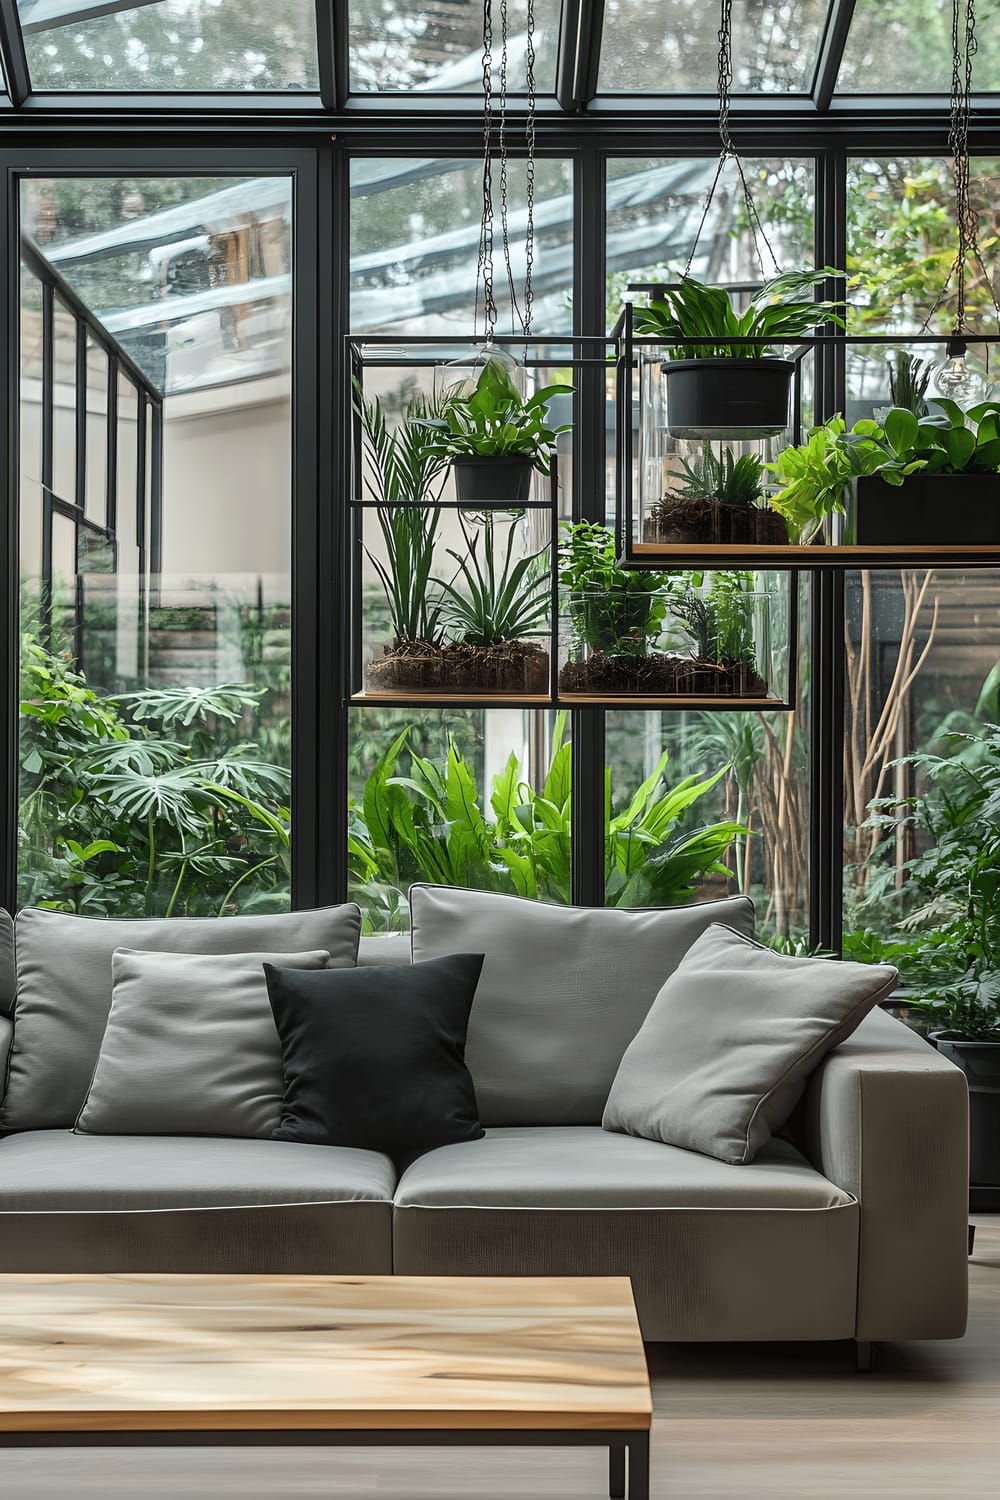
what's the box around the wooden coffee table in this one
[0,1273,652,1498]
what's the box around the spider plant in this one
[439,512,550,645]
[354,382,451,643]
[632,269,845,359]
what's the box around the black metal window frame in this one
[2,124,1000,950]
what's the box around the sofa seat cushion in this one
[392,1127,858,1342]
[0,1131,396,1276]
[0,1129,396,1212]
[394,1126,853,1211]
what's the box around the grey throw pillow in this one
[76,948,332,1138]
[2,903,362,1131]
[603,923,899,1165]
[408,884,755,1126]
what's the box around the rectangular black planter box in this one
[848,472,1000,546]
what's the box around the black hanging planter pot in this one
[451,455,534,506]
[848,472,1000,546]
[933,1036,1000,1204]
[662,357,795,439]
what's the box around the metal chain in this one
[498,0,518,329]
[477,0,497,341]
[923,0,1000,335]
[523,0,536,335]
[683,0,782,281]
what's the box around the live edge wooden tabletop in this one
[0,1274,653,1435]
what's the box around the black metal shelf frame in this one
[613,316,1000,570]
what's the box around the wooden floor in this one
[2,1217,998,1498]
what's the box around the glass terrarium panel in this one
[558,568,791,704]
[19,0,319,91]
[359,505,553,700]
[348,0,560,93]
[631,337,820,552]
[597,0,826,94]
[837,0,1000,94]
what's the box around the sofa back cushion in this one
[0,909,14,1017]
[408,884,755,1126]
[1,904,362,1131]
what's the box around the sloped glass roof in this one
[836,0,1000,94]
[348,0,561,93]
[598,0,827,95]
[0,0,998,105]
[17,0,318,90]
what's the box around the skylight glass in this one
[837,0,1000,93]
[348,0,560,93]
[598,0,827,94]
[19,0,320,91]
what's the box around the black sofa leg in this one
[969,1222,977,1256]
[855,1340,875,1373]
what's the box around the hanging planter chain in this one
[476,0,536,342]
[476,0,497,342]
[922,0,1000,335]
[682,0,783,281]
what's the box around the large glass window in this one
[17,175,294,916]
[842,568,1000,974]
[348,709,571,933]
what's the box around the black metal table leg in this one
[626,1430,650,1499]
[609,1439,626,1497]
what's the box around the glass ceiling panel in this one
[837,0,1000,93]
[348,0,560,93]
[598,0,827,94]
[19,0,319,90]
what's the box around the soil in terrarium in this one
[559,651,768,697]
[644,495,788,545]
[367,638,549,694]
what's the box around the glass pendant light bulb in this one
[933,336,985,403]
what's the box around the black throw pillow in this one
[263,952,485,1157]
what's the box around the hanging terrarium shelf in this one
[614,318,1000,569]
[346,336,798,711]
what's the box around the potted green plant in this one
[422,358,573,505]
[767,399,1000,545]
[647,442,788,545]
[864,723,1000,1194]
[632,269,844,439]
[847,399,1000,545]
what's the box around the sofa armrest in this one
[795,1006,969,1341]
[0,1014,11,1108]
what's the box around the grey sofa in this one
[0,913,970,1349]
